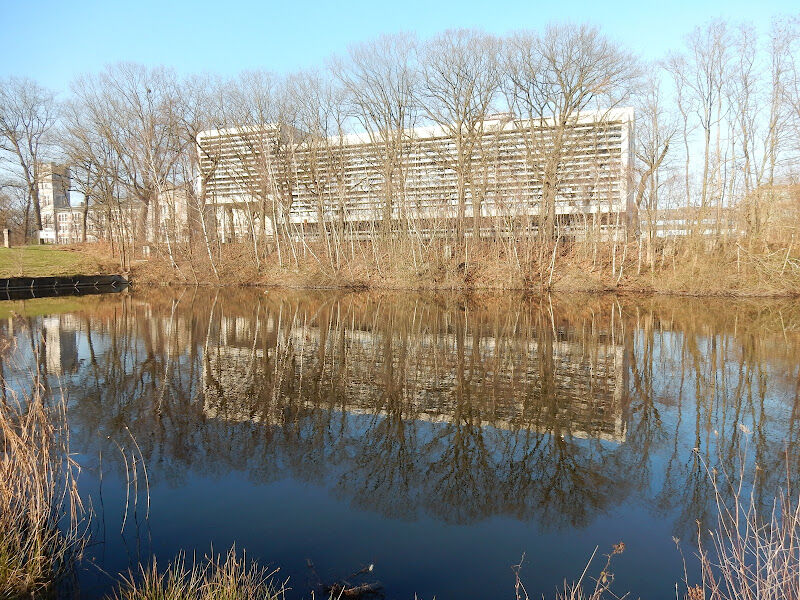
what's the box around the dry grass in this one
[110,547,286,600]
[0,358,87,598]
[129,236,800,296]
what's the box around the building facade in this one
[38,163,86,244]
[37,163,191,245]
[198,108,635,241]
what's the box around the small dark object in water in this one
[307,559,382,598]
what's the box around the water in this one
[1,289,799,599]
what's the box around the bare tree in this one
[666,20,731,229]
[289,69,351,269]
[725,21,793,239]
[219,70,299,270]
[331,33,419,230]
[0,77,58,238]
[61,96,134,266]
[61,99,103,244]
[506,24,639,241]
[634,72,677,267]
[0,179,27,241]
[776,17,800,219]
[174,73,223,281]
[419,29,502,244]
[71,63,189,268]
[786,18,800,153]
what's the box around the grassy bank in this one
[1,237,792,297]
[0,244,121,278]
[129,237,800,297]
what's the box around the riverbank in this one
[130,238,800,297]
[1,239,797,297]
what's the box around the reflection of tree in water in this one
[637,302,800,541]
[424,400,497,523]
[625,313,665,494]
[3,290,800,538]
[339,413,422,521]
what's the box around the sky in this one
[0,0,798,95]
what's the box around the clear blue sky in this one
[0,0,797,94]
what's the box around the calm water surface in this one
[2,289,800,599]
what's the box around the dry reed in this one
[131,235,800,297]
[689,431,800,600]
[513,543,627,600]
[0,356,87,598]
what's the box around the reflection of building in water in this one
[204,345,265,414]
[203,314,266,419]
[203,316,627,443]
[42,315,81,375]
[139,303,194,356]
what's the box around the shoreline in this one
[125,279,800,299]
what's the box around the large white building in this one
[198,108,635,241]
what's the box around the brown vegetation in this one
[0,354,86,598]
[130,236,800,296]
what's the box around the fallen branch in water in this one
[326,581,383,598]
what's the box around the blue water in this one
[1,290,797,599]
